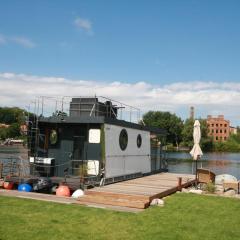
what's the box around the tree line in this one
[0,107,28,140]
[142,111,240,152]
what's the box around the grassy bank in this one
[1,194,240,240]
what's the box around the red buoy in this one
[3,181,14,190]
[56,185,70,197]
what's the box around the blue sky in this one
[0,1,240,125]
[1,0,240,83]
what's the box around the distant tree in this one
[7,123,21,138]
[0,107,31,139]
[0,107,27,124]
[0,128,8,140]
[142,111,183,147]
[230,126,240,143]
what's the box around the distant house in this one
[230,126,237,135]
[20,124,28,135]
[207,115,236,142]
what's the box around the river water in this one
[167,152,240,179]
[0,145,29,177]
[1,146,240,179]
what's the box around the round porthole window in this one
[137,134,142,148]
[50,130,58,145]
[119,129,128,151]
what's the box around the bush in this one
[213,140,240,152]
[203,182,216,193]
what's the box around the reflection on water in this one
[167,152,240,179]
[0,145,29,177]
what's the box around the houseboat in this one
[28,96,167,189]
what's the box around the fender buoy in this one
[72,189,84,198]
[18,183,32,192]
[3,181,14,190]
[56,185,71,197]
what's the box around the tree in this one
[142,111,183,147]
[7,123,21,138]
[0,107,27,124]
[182,118,213,151]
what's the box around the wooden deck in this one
[78,173,195,209]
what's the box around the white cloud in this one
[74,17,93,33]
[0,72,239,125]
[10,36,36,48]
[0,34,36,48]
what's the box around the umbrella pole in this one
[195,157,198,188]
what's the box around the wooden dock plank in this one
[78,173,195,209]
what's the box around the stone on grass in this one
[150,198,164,206]
[215,185,224,194]
[189,189,203,195]
[215,174,237,185]
[181,188,189,193]
[223,189,236,197]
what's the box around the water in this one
[167,152,240,179]
[0,145,29,177]
[1,146,240,179]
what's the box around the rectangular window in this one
[220,124,222,127]
[220,129,222,133]
[224,124,227,127]
[212,124,214,127]
[216,124,218,127]
[216,136,218,140]
[216,130,218,133]
[224,129,227,133]
[89,129,101,143]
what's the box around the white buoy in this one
[72,189,84,198]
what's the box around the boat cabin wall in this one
[33,123,103,177]
[104,124,151,178]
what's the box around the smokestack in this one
[190,106,194,119]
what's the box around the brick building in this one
[207,115,230,142]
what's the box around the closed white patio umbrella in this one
[190,120,203,182]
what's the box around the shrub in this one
[203,182,216,193]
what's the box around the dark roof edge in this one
[38,116,166,135]
[104,118,166,135]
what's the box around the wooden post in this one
[178,177,182,191]
[0,163,3,178]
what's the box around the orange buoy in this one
[56,185,70,197]
[3,181,14,190]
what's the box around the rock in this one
[215,185,224,194]
[150,198,164,206]
[223,189,236,197]
[215,174,237,185]
[189,189,203,195]
[181,188,189,193]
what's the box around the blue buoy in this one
[18,183,32,192]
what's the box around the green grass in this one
[0,193,240,240]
